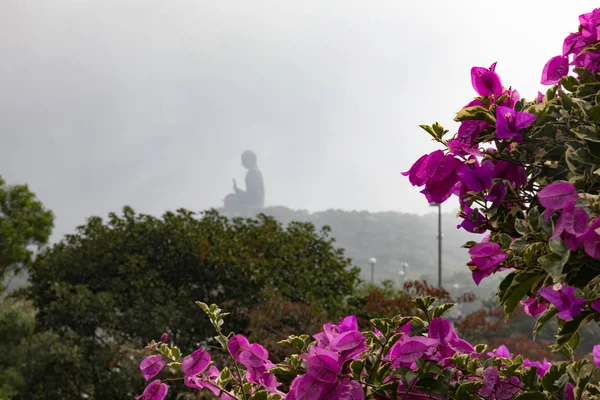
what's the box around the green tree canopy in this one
[0,175,54,281]
[25,207,360,399]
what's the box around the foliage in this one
[24,207,359,399]
[0,175,53,282]
[402,9,600,356]
[137,298,600,400]
[136,8,600,399]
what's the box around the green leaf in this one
[520,366,539,389]
[534,306,558,339]
[497,272,517,303]
[515,219,529,235]
[555,312,594,350]
[495,233,513,250]
[513,393,549,400]
[454,105,496,125]
[548,238,568,256]
[350,360,364,379]
[415,377,448,395]
[248,390,269,400]
[542,363,568,393]
[501,272,543,317]
[538,250,570,281]
[561,75,580,92]
[455,381,481,400]
[474,344,487,354]
[432,303,455,318]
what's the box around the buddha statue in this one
[223,150,265,211]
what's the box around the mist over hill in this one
[225,206,503,305]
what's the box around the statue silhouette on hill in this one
[223,150,265,211]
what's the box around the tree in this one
[25,207,360,399]
[0,175,53,282]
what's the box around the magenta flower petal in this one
[238,344,270,369]
[591,299,600,314]
[539,285,585,321]
[471,64,503,96]
[390,337,438,364]
[496,106,536,142]
[304,349,341,383]
[228,334,250,359]
[136,380,168,400]
[329,330,364,351]
[457,160,495,192]
[337,315,359,332]
[538,182,578,218]
[402,153,430,187]
[563,32,585,56]
[428,318,453,346]
[140,355,166,381]
[541,55,569,85]
[594,345,600,367]
[181,348,211,376]
[160,332,168,343]
[521,296,547,318]
[582,217,600,259]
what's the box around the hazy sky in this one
[0,1,593,240]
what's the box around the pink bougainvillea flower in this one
[471,62,503,97]
[457,205,488,234]
[563,32,585,56]
[582,217,600,259]
[228,334,250,359]
[140,355,166,381]
[591,299,600,314]
[487,345,510,359]
[485,181,508,207]
[160,332,168,343]
[468,242,508,285]
[536,91,545,104]
[579,8,600,42]
[551,204,589,240]
[478,366,499,397]
[387,336,438,367]
[182,348,211,377]
[538,181,579,221]
[447,139,481,157]
[457,119,490,144]
[594,345,600,367]
[541,55,569,85]
[539,284,585,320]
[184,366,221,396]
[402,153,431,187]
[499,88,520,108]
[136,380,168,400]
[523,358,551,377]
[329,330,367,362]
[492,160,527,189]
[302,347,341,383]
[521,296,547,318]
[403,150,464,204]
[457,159,495,192]
[495,106,536,143]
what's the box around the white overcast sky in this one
[0,1,593,239]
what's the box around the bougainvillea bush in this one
[136,9,600,399]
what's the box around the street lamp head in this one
[369,257,377,264]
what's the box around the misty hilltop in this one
[222,206,479,286]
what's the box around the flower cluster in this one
[542,9,600,85]
[138,299,600,400]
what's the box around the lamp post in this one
[430,203,442,288]
[369,257,377,284]
[399,262,408,286]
